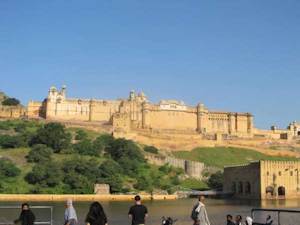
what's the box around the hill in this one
[0,119,198,194]
[173,147,297,168]
[0,119,298,194]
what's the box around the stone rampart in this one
[144,153,218,179]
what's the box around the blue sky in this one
[0,1,299,128]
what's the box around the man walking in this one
[128,195,148,225]
[191,195,210,225]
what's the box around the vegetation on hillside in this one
[173,147,297,168]
[0,120,192,194]
[2,98,20,106]
[2,120,295,194]
[0,92,21,106]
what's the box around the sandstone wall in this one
[260,160,300,199]
[0,106,26,119]
[143,107,197,130]
[223,162,261,199]
[27,101,45,118]
[144,153,214,180]
[44,99,121,122]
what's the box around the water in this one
[1,199,300,225]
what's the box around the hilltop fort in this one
[0,86,299,150]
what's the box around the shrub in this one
[30,122,71,153]
[62,157,100,182]
[25,162,62,187]
[0,134,27,148]
[75,130,88,140]
[207,171,223,190]
[73,139,98,156]
[144,146,159,154]
[105,138,144,162]
[63,172,93,194]
[93,134,114,154]
[0,159,21,177]
[27,144,53,163]
[2,98,20,106]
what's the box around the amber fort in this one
[1,85,300,144]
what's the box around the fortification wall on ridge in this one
[144,153,217,180]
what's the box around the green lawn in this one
[173,147,298,168]
[179,178,208,190]
[0,148,34,193]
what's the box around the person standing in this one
[226,214,235,225]
[128,195,148,225]
[235,215,243,225]
[191,196,210,225]
[85,202,108,225]
[64,199,78,225]
[14,203,36,225]
[245,216,253,225]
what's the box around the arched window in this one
[245,182,251,194]
[238,182,243,194]
[232,182,236,193]
[266,186,274,196]
[278,186,286,196]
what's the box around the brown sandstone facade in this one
[27,86,255,138]
[1,85,299,142]
[223,160,300,199]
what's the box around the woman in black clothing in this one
[85,202,108,225]
[15,203,36,225]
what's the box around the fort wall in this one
[0,105,26,119]
[3,85,299,143]
[144,153,218,180]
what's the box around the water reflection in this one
[1,199,300,225]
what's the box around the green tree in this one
[0,158,21,177]
[134,175,154,192]
[98,159,123,193]
[26,144,53,163]
[144,146,159,154]
[105,138,145,162]
[63,172,93,194]
[93,134,114,154]
[25,162,62,187]
[75,130,88,140]
[207,171,223,190]
[2,98,20,106]
[73,139,98,156]
[30,122,71,153]
[62,157,100,182]
[98,159,122,177]
[0,134,27,148]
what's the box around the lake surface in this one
[1,199,300,225]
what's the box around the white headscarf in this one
[64,199,78,222]
[246,216,253,225]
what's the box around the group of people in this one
[14,195,272,225]
[226,214,253,225]
[15,195,148,225]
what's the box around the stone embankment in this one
[0,194,177,202]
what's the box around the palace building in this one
[223,160,300,199]
[26,86,254,137]
[1,85,299,141]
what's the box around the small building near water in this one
[223,160,300,199]
[94,184,110,195]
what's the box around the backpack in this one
[191,204,200,221]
